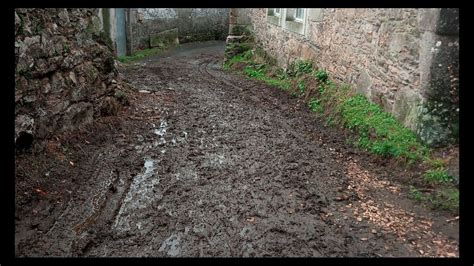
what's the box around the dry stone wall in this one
[15,8,126,143]
[130,8,229,52]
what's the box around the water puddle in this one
[154,120,168,146]
[113,158,159,232]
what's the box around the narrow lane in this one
[15,41,458,257]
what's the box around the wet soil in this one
[15,41,459,257]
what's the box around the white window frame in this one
[295,8,305,22]
[274,8,281,17]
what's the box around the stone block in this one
[149,28,179,48]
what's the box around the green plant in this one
[224,49,253,69]
[286,60,314,78]
[226,47,428,163]
[319,85,326,95]
[308,98,323,113]
[275,68,290,80]
[295,60,313,75]
[338,94,427,161]
[297,80,306,95]
[409,186,429,201]
[433,188,459,212]
[244,63,266,78]
[424,168,453,183]
[118,47,164,63]
[409,185,459,213]
[314,69,329,83]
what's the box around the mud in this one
[15,41,458,257]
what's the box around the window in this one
[295,8,304,21]
[267,8,282,26]
[274,8,281,16]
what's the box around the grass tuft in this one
[118,47,165,63]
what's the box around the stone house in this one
[229,8,459,146]
[98,8,229,56]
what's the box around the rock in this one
[100,96,121,116]
[57,9,70,27]
[149,28,179,48]
[23,95,37,103]
[226,35,244,44]
[61,102,94,131]
[114,89,130,106]
[71,86,88,102]
[15,8,123,139]
[50,72,65,93]
[15,114,35,141]
[15,12,21,33]
[69,71,77,85]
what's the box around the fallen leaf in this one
[246,217,255,222]
[446,216,459,223]
[69,161,74,166]
[35,188,48,196]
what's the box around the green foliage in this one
[244,63,266,78]
[287,60,314,77]
[308,98,323,113]
[226,47,427,162]
[265,78,291,90]
[225,42,253,58]
[224,49,253,69]
[409,186,429,201]
[338,94,426,161]
[409,186,459,213]
[230,25,252,36]
[319,85,326,95]
[424,168,453,183]
[297,80,306,95]
[243,62,291,90]
[314,69,329,83]
[118,47,164,63]
[295,60,313,75]
[226,47,456,212]
[433,188,459,211]
[275,68,290,80]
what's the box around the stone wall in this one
[246,8,459,146]
[129,8,229,52]
[15,8,125,143]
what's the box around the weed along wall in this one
[15,8,129,146]
[238,8,459,147]
[128,8,229,52]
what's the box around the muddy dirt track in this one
[15,41,459,257]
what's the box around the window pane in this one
[295,8,303,19]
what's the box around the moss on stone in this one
[150,28,178,48]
